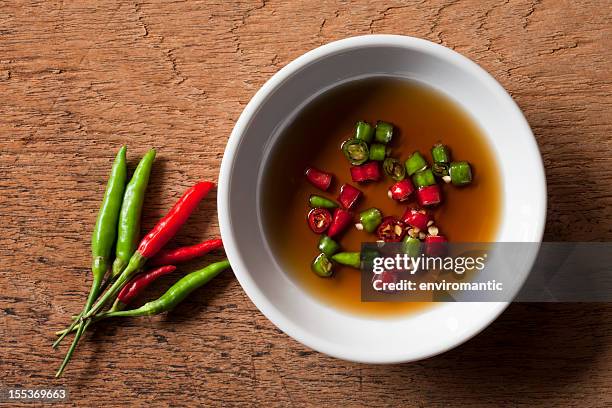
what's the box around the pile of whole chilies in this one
[53,146,228,377]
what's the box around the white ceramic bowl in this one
[218,35,546,363]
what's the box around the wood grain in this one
[1,0,611,406]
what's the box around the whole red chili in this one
[327,208,352,238]
[149,238,223,267]
[305,167,333,191]
[338,183,362,209]
[388,179,414,202]
[307,208,332,234]
[402,208,430,231]
[138,181,215,258]
[416,185,442,206]
[376,216,406,242]
[116,265,177,307]
[350,161,381,183]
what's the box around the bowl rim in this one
[218,34,547,363]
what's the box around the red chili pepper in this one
[425,235,447,256]
[305,167,332,191]
[376,216,406,242]
[338,183,362,209]
[149,238,223,267]
[372,270,400,293]
[327,208,353,238]
[402,208,430,231]
[388,179,414,202]
[116,265,177,306]
[416,184,442,206]
[350,161,381,183]
[307,208,332,234]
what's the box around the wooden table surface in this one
[1,0,611,406]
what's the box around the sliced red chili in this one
[307,208,332,234]
[305,167,332,191]
[388,179,414,202]
[401,208,430,231]
[372,270,400,293]
[350,161,381,183]
[416,184,442,206]
[327,208,353,238]
[376,216,406,242]
[425,235,447,256]
[338,183,362,209]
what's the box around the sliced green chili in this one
[412,169,436,188]
[369,143,388,161]
[309,195,338,209]
[311,253,334,277]
[331,252,361,269]
[383,158,406,181]
[432,162,449,177]
[318,235,340,257]
[449,161,472,185]
[358,208,382,233]
[361,247,380,270]
[374,121,393,144]
[112,149,156,277]
[431,144,450,164]
[354,120,374,143]
[402,236,421,258]
[342,139,369,165]
[405,152,427,176]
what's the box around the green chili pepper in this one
[342,139,369,165]
[374,121,393,144]
[358,208,382,233]
[361,247,380,270]
[405,152,428,176]
[412,169,436,188]
[449,161,473,185]
[369,143,388,161]
[309,195,338,209]
[56,260,232,373]
[87,146,128,311]
[104,260,230,317]
[431,144,450,164]
[402,236,421,258]
[331,252,361,269]
[354,120,374,143]
[318,235,340,257]
[432,162,449,177]
[112,149,156,277]
[383,158,406,181]
[311,253,333,277]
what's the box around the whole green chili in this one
[309,195,338,209]
[53,147,127,350]
[112,149,156,277]
[87,146,127,311]
[55,260,230,377]
[331,252,361,269]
